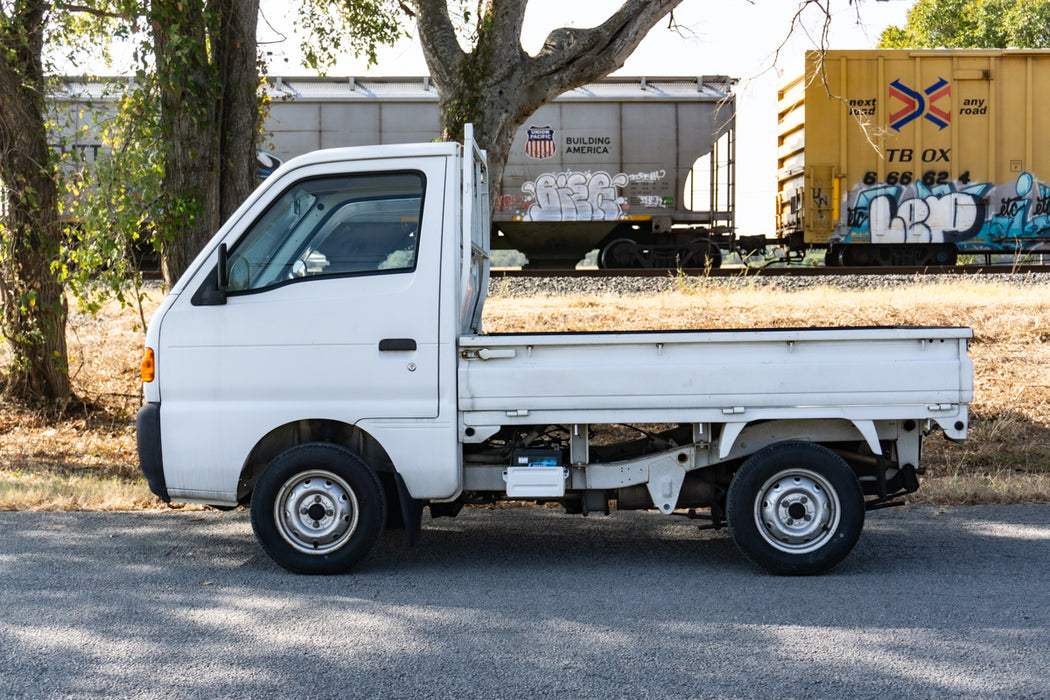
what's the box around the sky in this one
[259,0,919,234]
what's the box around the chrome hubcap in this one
[274,470,359,554]
[754,468,840,554]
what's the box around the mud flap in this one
[395,473,424,547]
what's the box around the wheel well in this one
[237,419,395,504]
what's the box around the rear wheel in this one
[250,443,386,574]
[726,441,864,575]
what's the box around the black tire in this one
[726,441,864,575]
[250,443,387,574]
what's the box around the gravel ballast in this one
[488,271,1047,297]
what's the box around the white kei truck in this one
[137,127,974,575]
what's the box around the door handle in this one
[379,338,417,351]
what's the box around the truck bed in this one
[459,327,973,437]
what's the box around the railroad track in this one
[492,264,1050,278]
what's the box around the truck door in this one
[156,156,448,496]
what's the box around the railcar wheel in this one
[931,245,958,266]
[250,443,386,574]
[726,441,864,575]
[599,238,641,268]
[680,238,722,269]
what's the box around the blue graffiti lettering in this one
[844,173,1050,251]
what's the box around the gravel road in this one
[1,505,1048,699]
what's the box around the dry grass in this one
[0,290,166,510]
[485,276,1050,504]
[0,470,159,510]
[2,275,1049,509]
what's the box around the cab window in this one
[226,171,424,293]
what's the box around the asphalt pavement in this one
[1,504,1048,698]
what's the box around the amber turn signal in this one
[141,348,156,383]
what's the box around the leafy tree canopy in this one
[294,0,407,71]
[879,0,1050,48]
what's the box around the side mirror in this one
[190,243,229,306]
[217,243,230,290]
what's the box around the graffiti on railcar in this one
[843,172,1050,251]
[509,169,675,221]
[518,171,629,221]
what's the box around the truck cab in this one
[139,128,973,576]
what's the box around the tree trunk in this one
[0,1,72,402]
[215,0,260,222]
[153,0,259,286]
[154,0,221,285]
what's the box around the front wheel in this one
[250,443,387,574]
[726,441,864,575]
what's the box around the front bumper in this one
[136,403,170,502]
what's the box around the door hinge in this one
[462,348,517,360]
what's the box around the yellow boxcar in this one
[778,49,1050,265]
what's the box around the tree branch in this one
[408,0,467,89]
[485,0,527,44]
[50,2,129,20]
[471,0,530,84]
[524,0,685,101]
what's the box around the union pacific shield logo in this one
[889,77,951,131]
[525,125,556,159]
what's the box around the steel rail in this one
[491,264,1050,278]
